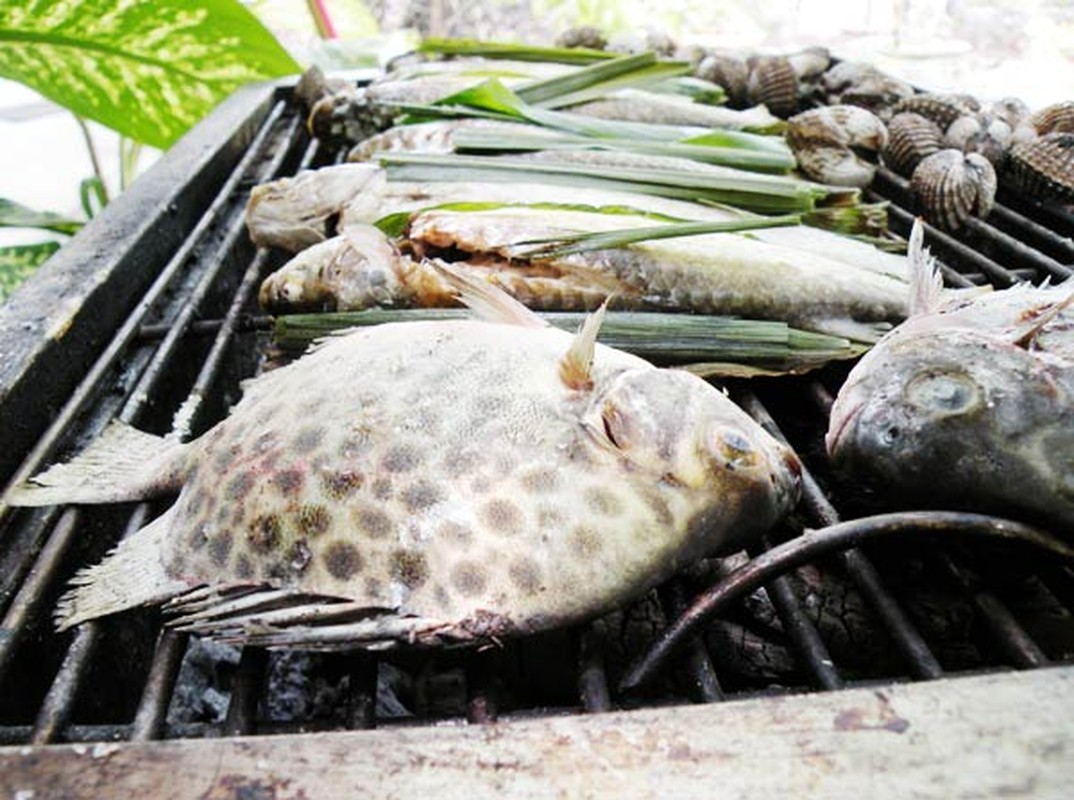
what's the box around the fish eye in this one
[904,370,981,415]
[712,427,760,470]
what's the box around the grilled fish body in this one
[10,272,800,649]
[827,222,1074,528]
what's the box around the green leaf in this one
[512,215,802,258]
[0,241,60,303]
[0,0,301,150]
[0,198,82,235]
[418,37,615,65]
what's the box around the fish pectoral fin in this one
[170,592,454,649]
[907,218,945,317]
[1008,288,1074,350]
[428,260,547,328]
[559,300,609,391]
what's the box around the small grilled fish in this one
[9,269,801,648]
[260,202,909,341]
[827,221,1074,528]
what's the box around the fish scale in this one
[9,277,801,649]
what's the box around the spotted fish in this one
[9,268,801,648]
[827,220,1074,528]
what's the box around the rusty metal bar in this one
[129,630,190,742]
[222,646,269,736]
[577,627,613,712]
[660,582,724,702]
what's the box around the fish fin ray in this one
[55,506,189,630]
[428,261,547,328]
[559,300,609,391]
[908,218,944,316]
[1010,287,1074,349]
[6,421,186,507]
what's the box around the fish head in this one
[586,367,802,548]
[826,326,1072,500]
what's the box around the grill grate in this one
[1,77,1073,748]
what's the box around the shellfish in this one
[785,105,887,187]
[1030,101,1074,136]
[695,53,749,108]
[819,62,914,119]
[943,113,1012,168]
[891,94,977,131]
[884,112,944,178]
[746,55,799,118]
[1007,132,1074,203]
[910,149,997,231]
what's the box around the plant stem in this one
[74,114,110,205]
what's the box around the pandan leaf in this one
[0,0,300,150]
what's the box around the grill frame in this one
[1,70,1073,794]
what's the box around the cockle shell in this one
[884,112,944,178]
[891,94,977,130]
[1030,101,1074,136]
[746,55,799,118]
[785,105,887,187]
[943,114,1012,168]
[555,25,608,50]
[910,149,997,230]
[1007,132,1074,203]
[695,53,749,108]
[990,97,1031,131]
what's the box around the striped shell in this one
[943,114,1012,168]
[911,149,997,231]
[884,113,944,177]
[555,26,608,50]
[891,94,977,130]
[695,53,749,108]
[1007,132,1074,203]
[746,55,799,118]
[786,105,887,187]
[1030,101,1074,136]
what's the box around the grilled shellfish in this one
[910,149,997,231]
[884,112,944,178]
[1030,101,1074,136]
[1007,132,1074,203]
[785,105,887,187]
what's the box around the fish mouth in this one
[825,395,865,459]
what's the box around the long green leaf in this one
[0,242,60,303]
[418,38,615,65]
[0,0,300,149]
[0,198,82,235]
[512,215,802,258]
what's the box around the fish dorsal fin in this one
[1009,286,1074,349]
[559,301,608,392]
[428,261,546,329]
[908,218,944,316]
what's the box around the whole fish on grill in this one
[258,203,909,342]
[827,220,1074,529]
[8,269,801,648]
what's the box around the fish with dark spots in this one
[828,221,1074,529]
[8,267,799,650]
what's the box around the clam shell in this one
[1007,132,1074,203]
[910,149,997,230]
[786,105,887,187]
[884,112,944,177]
[820,62,914,120]
[746,55,799,118]
[786,46,831,82]
[555,26,608,50]
[695,54,749,108]
[943,114,1012,167]
[990,97,1031,130]
[891,94,977,130]
[1030,101,1074,136]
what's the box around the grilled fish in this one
[827,221,1074,528]
[9,269,801,648]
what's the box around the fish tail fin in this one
[6,421,186,507]
[56,507,189,630]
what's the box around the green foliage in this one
[0,199,83,235]
[0,0,301,150]
[0,242,61,303]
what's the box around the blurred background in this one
[2,0,1072,248]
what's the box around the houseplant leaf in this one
[0,0,300,150]
[0,242,60,303]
